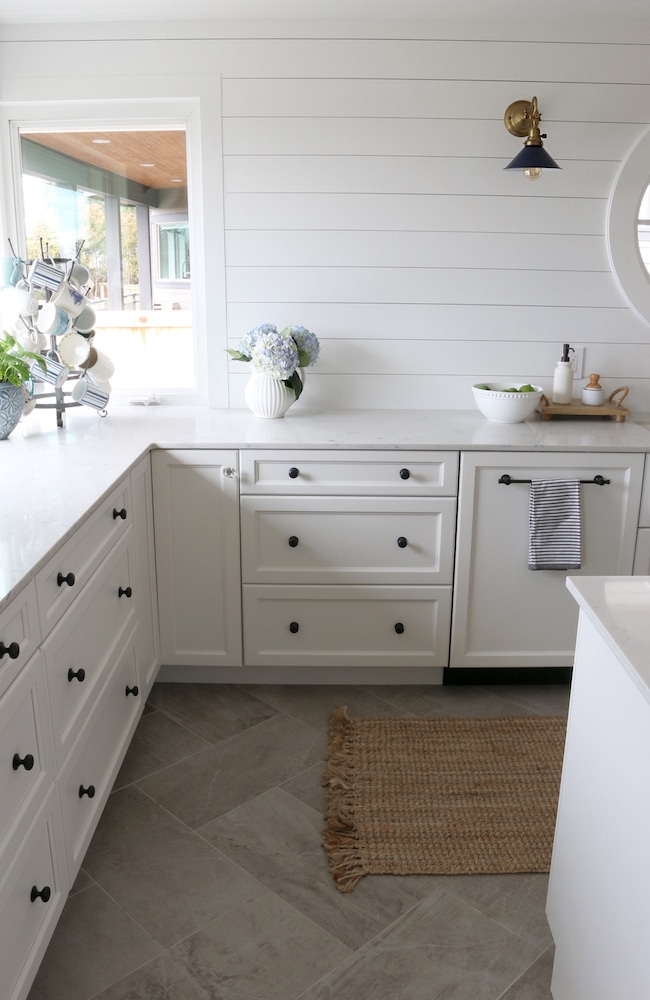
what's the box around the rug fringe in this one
[322,706,365,892]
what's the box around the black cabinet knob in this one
[31,885,51,903]
[289,621,300,634]
[0,640,20,660]
[394,622,405,634]
[13,752,35,771]
[125,685,139,697]
[79,784,95,799]
[113,507,127,520]
[118,586,132,598]
[288,535,299,548]
[57,571,75,588]
[288,467,299,479]
[400,468,410,480]
[68,667,86,682]
[397,536,408,548]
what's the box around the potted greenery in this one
[0,331,45,439]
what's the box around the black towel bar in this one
[498,474,610,486]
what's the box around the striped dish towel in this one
[528,478,582,570]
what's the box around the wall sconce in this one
[503,96,561,181]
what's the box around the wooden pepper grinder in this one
[581,374,605,406]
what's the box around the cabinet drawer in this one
[0,652,54,857]
[241,497,456,584]
[58,629,141,879]
[35,478,132,635]
[240,450,459,496]
[0,582,40,699]
[0,784,67,1000]
[43,531,136,769]
[243,585,452,668]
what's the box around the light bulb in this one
[523,167,542,181]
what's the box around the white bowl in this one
[472,382,544,423]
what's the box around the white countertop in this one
[566,576,650,701]
[2,403,650,611]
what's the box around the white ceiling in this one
[0,0,647,23]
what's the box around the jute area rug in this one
[322,706,566,893]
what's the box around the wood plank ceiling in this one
[22,128,187,190]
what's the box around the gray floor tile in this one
[298,891,541,1000]
[241,683,414,731]
[68,868,95,896]
[90,949,221,1000]
[112,709,209,789]
[147,681,279,743]
[433,872,553,950]
[96,886,354,1000]
[480,684,571,717]
[360,683,538,718]
[82,786,265,947]
[136,713,325,828]
[281,761,327,812]
[199,786,441,951]
[500,944,554,999]
[27,885,163,1000]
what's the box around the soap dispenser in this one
[581,373,605,406]
[552,344,574,404]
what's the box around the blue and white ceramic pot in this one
[0,383,25,439]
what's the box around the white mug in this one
[58,331,91,367]
[37,302,71,338]
[79,347,115,380]
[71,375,109,411]
[0,282,39,319]
[52,280,87,318]
[68,261,92,288]
[74,304,96,333]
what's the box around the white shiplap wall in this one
[221,34,650,411]
[1,23,650,410]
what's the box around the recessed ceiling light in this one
[140,162,155,167]
[92,139,111,144]
[171,178,184,183]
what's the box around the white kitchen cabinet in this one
[130,455,160,695]
[57,627,141,879]
[0,784,67,1000]
[0,468,152,1000]
[152,450,242,667]
[450,452,644,669]
[240,450,458,672]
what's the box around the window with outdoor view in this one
[19,125,194,393]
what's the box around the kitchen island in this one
[547,575,650,1000]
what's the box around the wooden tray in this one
[539,387,630,422]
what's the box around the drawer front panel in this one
[0,785,66,1000]
[0,652,53,855]
[35,479,132,635]
[58,631,141,878]
[243,585,452,667]
[0,582,40,699]
[240,450,459,496]
[241,497,456,584]
[43,532,136,769]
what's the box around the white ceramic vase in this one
[244,371,296,419]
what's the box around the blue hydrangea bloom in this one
[240,324,277,359]
[287,326,320,366]
[250,329,299,379]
